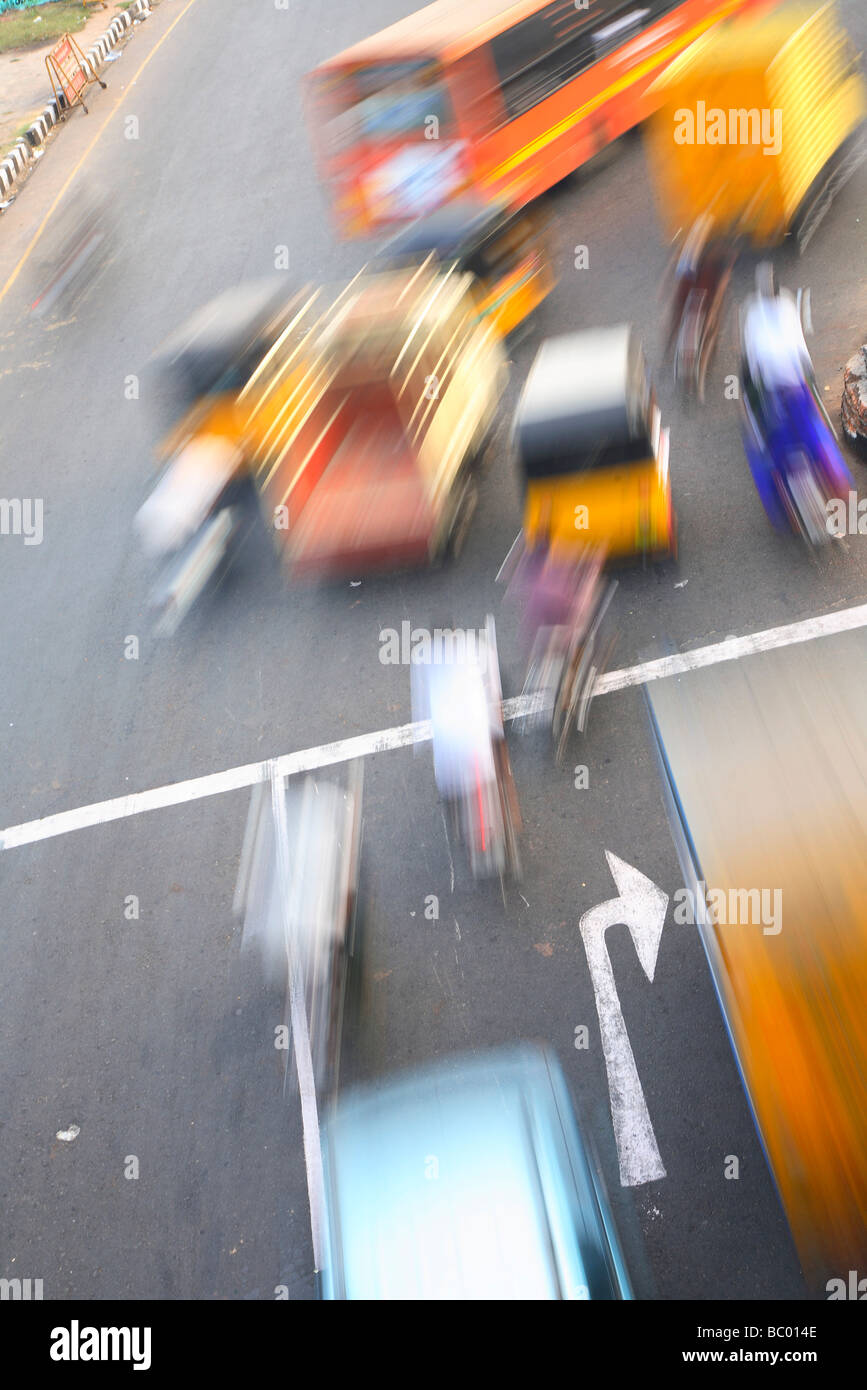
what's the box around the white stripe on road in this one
[0,722,428,851]
[3,600,867,853]
[270,767,325,1273]
[595,601,867,694]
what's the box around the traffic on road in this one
[1,0,866,1320]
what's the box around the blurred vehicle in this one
[664,212,738,402]
[647,2,867,254]
[646,632,867,1288]
[514,325,676,565]
[135,435,260,636]
[241,263,507,580]
[134,281,308,634]
[31,189,113,318]
[501,540,617,762]
[841,341,867,456]
[136,262,505,620]
[412,616,521,880]
[308,0,769,238]
[319,1043,633,1299]
[738,264,853,543]
[375,194,555,340]
[152,279,306,447]
[234,764,365,1097]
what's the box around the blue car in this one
[319,1043,632,1300]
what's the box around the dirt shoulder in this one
[0,3,133,158]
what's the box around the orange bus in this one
[308,0,776,237]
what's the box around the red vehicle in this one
[238,264,508,580]
[307,0,776,237]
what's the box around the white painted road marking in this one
[3,601,867,853]
[0,721,429,851]
[269,768,325,1273]
[595,601,867,695]
[580,852,669,1187]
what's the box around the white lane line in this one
[0,721,428,851]
[3,601,867,853]
[595,601,867,694]
[270,767,325,1272]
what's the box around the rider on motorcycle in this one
[135,434,245,558]
[425,656,500,803]
[519,546,585,644]
[741,264,812,390]
[510,543,606,672]
[134,430,257,635]
[501,540,613,754]
[31,187,113,317]
[666,212,735,362]
[739,263,853,539]
[412,620,521,877]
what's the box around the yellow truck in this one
[646,2,867,250]
[649,632,867,1287]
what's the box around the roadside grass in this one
[0,4,90,55]
[0,119,37,163]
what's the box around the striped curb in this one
[0,0,152,207]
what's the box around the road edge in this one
[0,0,152,206]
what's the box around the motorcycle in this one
[667,224,736,404]
[135,435,260,635]
[31,193,113,318]
[234,764,366,1099]
[738,265,853,545]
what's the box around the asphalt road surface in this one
[1,0,865,1301]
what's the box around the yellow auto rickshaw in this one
[646,2,867,252]
[375,194,555,340]
[514,325,675,565]
[151,280,310,467]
